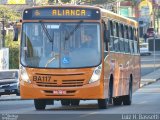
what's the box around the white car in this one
[140,43,151,56]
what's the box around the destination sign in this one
[52,9,87,16]
[23,7,100,20]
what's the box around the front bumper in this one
[20,80,104,100]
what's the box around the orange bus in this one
[14,5,141,110]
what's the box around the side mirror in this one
[13,27,18,41]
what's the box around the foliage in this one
[0,5,21,23]
[48,0,55,3]
[0,6,21,69]
[45,0,129,5]
[48,0,127,5]
[61,0,71,3]
[5,33,20,69]
[48,0,71,3]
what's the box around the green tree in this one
[61,0,71,3]
[48,0,71,4]
[48,0,55,4]
[5,33,20,69]
[0,5,21,69]
[0,5,21,23]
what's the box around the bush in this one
[5,33,20,69]
[0,5,21,69]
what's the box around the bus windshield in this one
[21,22,101,68]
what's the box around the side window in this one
[119,24,124,52]
[134,28,138,41]
[133,28,136,41]
[126,26,129,39]
[133,28,138,54]
[131,27,135,54]
[114,22,119,52]
[103,21,108,52]
[116,22,119,37]
[119,24,122,38]
[134,41,138,54]
[136,28,140,54]
[110,21,114,36]
[113,22,117,37]
[124,25,129,53]
[129,27,134,54]
[130,27,134,40]
[109,20,114,51]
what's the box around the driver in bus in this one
[81,33,93,48]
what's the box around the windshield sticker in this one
[62,57,70,64]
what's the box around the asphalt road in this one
[0,81,160,120]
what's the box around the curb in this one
[0,98,31,101]
[0,97,20,101]
[140,81,154,87]
[0,96,31,101]
[140,78,159,87]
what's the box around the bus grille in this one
[35,79,84,87]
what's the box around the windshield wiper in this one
[39,21,56,67]
[39,20,53,43]
[65,20,83,41]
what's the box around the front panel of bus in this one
[19,6,105,99]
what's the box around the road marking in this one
[137,101,147,104]
[79,112,99,118]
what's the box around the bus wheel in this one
[98,99,108,109]
[113,97,122,105]
[70,100,80,106]
[34,99,46,110]
[61,100,70,106]
[122,79,132,105]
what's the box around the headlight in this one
[89,64,102,83]
[20,65,31,83]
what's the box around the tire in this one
[113,97,122,106]
[70,100,80,106]
[98,99,108,109]
[34,99,46,110]
[122,79,132,105]
[61,100,70,106]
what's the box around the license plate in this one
[53,90,66,95]
[0,89,5,93]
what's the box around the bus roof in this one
[23,5,138,26]
[100,8,138,27]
